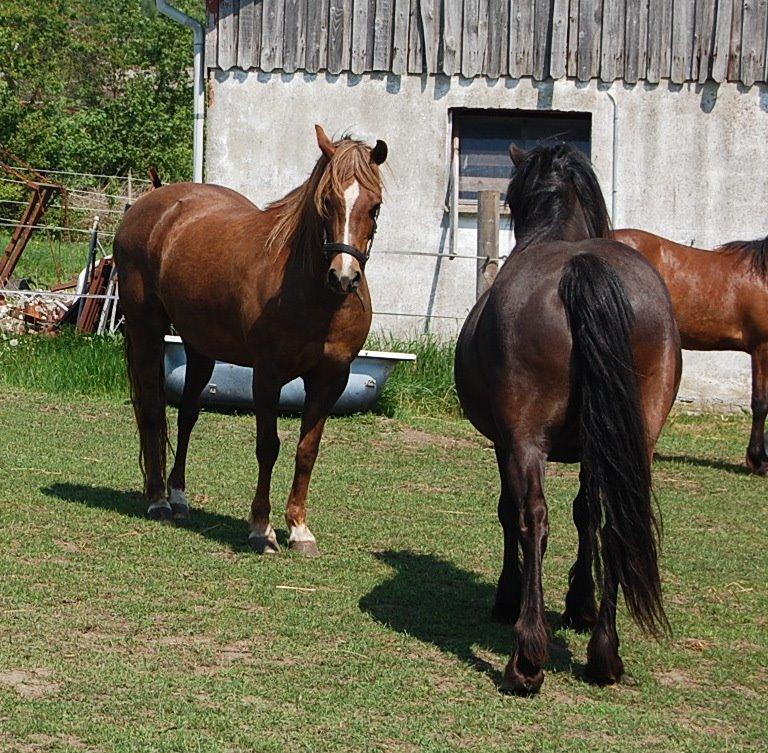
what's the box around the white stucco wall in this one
[206,71,768,409]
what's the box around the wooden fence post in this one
[476,190,499,299]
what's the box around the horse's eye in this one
[370,204,380,219]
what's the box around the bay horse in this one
[455,143,681,694]
[113,125,387,556]
[613,228,768,474]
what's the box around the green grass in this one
[0,330,128,399]
[0,331,457,418]
[0,231,90,288]
[0,386,765,752]
[367,334,458,417]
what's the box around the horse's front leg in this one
[284,367,349,557]
[248,371,282,554]
[746,344,768,474]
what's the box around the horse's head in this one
[506,142,610,249]
[314,125,387,295]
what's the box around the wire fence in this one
[0,288,469,324]
[0,169,144,240]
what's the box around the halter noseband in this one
[322,242,370,268]
[322,207,379,270]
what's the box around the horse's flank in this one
[613,228,768,352]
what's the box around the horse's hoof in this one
[561,610,597,634]
[172,506,191,526]
[586,652,625,685]
[289,539,321,557]
[745,455,768,475]
[500,661,544,695]
[169,489,191,526]
[249,533,280,555]
[147,503,174,524]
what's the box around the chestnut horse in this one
[455,144,681,694]
[613,228,768,474]
[113,125,387,556]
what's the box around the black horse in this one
[454,143,681,694]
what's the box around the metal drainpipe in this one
[607,90,618,225]
[155,0,205,183]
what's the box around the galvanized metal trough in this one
[164,335,416,414]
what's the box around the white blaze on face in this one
[340,180,361,278]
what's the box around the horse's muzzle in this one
[327,266,362,294]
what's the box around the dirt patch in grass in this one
[369,422,480,451]
[26,735,91,752]
[398,427,478,449]
[0,668,60,699]
[655,668,702,689]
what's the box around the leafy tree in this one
[0,0,204,181]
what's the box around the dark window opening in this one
[452,109,592,204]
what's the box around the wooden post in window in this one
[476,190,499,300]
[449,136,459,259]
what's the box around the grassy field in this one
[0,379,766,751]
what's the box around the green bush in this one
[0,1,203,181]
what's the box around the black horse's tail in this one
[559,253,668,637]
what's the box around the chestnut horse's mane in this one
[506,142,611,251]
[716,234,768,277]
[266,136,382,258]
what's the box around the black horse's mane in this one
[716,235,768,277]
[506,142,611,250]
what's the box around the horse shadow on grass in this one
[41,483,261,552]
[359,550,583,690]
[653,452,750,476]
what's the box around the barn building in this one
[202,0,768,408]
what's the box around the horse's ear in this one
[509,144,526,167]
[315,124,336,160]
[371,139,388,165]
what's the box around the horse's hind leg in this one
[248,368,282,554]
[167,345,215,524]
[586,533,624,684]
[562,467,598,633]
[492,445,522,624]
[125,318,171,521]
[746,344,768,474]
[501,446,549,694]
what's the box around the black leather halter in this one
[322,242,370,268]
[322,207,379,270]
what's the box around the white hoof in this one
[147,500,173,522]
[249,523,280,554]
[288,524,316,545]
[288,524,320,556]
[168,488,191,522]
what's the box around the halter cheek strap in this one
[322,207,379,270]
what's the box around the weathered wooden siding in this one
[205,0,768,85]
